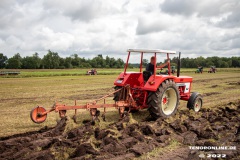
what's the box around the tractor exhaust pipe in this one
[177,52,181,77]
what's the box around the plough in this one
[30,85,135,123]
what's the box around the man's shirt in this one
[146,63,154,74]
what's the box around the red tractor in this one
[113,49,202,119]
[30,49,202,123]
[208,66,216,73]
[86,69,97,75]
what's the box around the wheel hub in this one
[195,103,198,108]
[162,97,168,105]
[194,98,202,112]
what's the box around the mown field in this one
[0,68,239,136]
[0,69,239,159]
[1,68,239,77]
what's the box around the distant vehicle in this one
[0,71,20,76]
[158,66,176,75]
[195,66,203,74]
[86,69,97,75]
[208,66,216,73]
[171,66,176,74]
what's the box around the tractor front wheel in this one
[187,92,203,112]
[147,80,180,119]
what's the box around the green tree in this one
[22,56,36,69]
[171,57,179,64]
[116,58,124,68]
[142,59,148,67]
[42,50,60,69]
[64,57,73,68]
[33,53,41,68]
[6,53,22,69]
[106,56,110,66]
[220,61,229,68]
[71,54,80,67]
[82,62,91,68]
[90,59,97,68]
[194,56,206,67]
[206,60,214,67]
[232,57,240,67]
[227,60,232,67]
[0,53,8,68]
[109,58,116,68]
[22,53,41,69]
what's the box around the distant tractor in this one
[30,49,203,124]
[208,66,216,73]
[86,69,97,75]
[171,66,176,74]
[195,66,203,73]
[159,67,168,75]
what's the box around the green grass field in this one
[1,68,239,77]
[0,69,239,137]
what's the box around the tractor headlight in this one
[116,80,123,83]
[149,81,155,85]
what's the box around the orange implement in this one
[30,106,48,123]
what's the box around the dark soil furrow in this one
[0,101,239,160]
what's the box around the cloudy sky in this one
[0,0,239,61]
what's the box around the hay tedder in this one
[30,49,203,124]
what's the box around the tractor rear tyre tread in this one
[147,79,180,119]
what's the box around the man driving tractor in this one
[146,56,155,74]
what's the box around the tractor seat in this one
[143,71,152,82]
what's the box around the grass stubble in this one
[0,69,239,159]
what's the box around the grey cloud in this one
[209,32,240,51]
[160,0,197,16]
[64,1,102,22]
[160,0,239,18]
[136,18,168,35]
[195,0,237,17]
[0,0,239,58]
[0,0,21,29]
[43,0,120,22]
[216,8,240,28]
[0,0,15,8]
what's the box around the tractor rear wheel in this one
[187,92,202,112]
[147,79,179,119]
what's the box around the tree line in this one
[0,50,124,69]
[0,50,239,69]
[170,56,240,68]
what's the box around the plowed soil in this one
[0,101,239,160]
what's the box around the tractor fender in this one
[114,72,144,87]
[144,75,174,91]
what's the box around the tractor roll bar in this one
[127,49,176,54]
[124,52,130,75]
